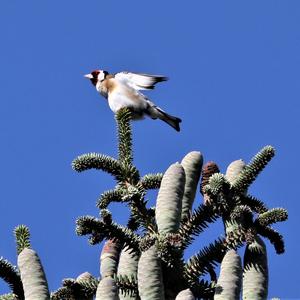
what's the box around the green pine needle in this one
[0,294,19,300]
[224,224,248,249]
[230,205,253,224]
[51,275,98,299]
[124,186,156,232]
[233,145,275,193]
[76,276,99,295]
[96,188,125,209]
[50,287,73,300]
[256,208,288,227]
[116,108,133,164]
[179,204,219,249]
[14,225,31,255]
[240,195,268,214]
[256,225,285,254]
[138,173,163,190]
[207,174,228,195]
[76,216,140,251]
[72,153,122,179]
[184,238,226,284]
[100,209,113,224]
[0,258,24,299]
[119,163,140,185]
[191,280,216,299]
[127,212,141,231]
[114,274,138,297]
[76,216,105,244]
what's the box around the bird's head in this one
[84,70,108,86]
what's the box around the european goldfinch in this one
[84,70,182,131]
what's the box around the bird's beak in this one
[84,74,93,79]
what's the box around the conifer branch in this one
[127,211,141,231]
[70,102,287,298]
[240,195,268,214]
[202,173,233,215]
[124,186,156,232]
[76,276,99,295]
[138,173,163,190]
[119,163,140,185]
[139,234,156,252]
[76,216,140,251]
[230,205,253,224]
[98,186,154,230]
[51,276,98,300]
[72,153,122,179]
[14,225,31,255]
[190,279,216,299]
[96,188,126,209]
[207,173,229,196]
[114,274,138,297]
[0,258,24,299]
[178,204,219,249]
[256,208,288,227]
[63,277,97,297]
[233,146,275,193]
[51,287,73,300]
[156,233,184,268]
[99,208,113,224]
[256,225,285,254]
[129,199,156,233]
[184,239,226,284]
[116,108,133,165]
[224,224,248,249]
[0,294,19,300]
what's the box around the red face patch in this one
[88,70,100,86]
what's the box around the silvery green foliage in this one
[17,248,49,300]
[175,288,195,300]
[96,276,119,300]
[0,294,18,300]
[214,250,242,300]
[181,151,203,219]
[155,163,185,234]
[0,101,288,299]
[117,247,139,300]
[243,236,268,300]
[137,245,165,300]
[232,146,275,193]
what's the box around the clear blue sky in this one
[0,1,299,298]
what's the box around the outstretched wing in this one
[114,71,168,90]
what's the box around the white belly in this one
[108,87,148,114]
[108,93,136,113]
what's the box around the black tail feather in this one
[156,108,182,132]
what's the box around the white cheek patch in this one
[98,72,105,81]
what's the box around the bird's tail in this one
[154,107,182,132]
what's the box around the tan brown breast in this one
[101,78,117,94]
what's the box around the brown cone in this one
[200,161,220,195]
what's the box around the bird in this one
[84,70,182,131]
